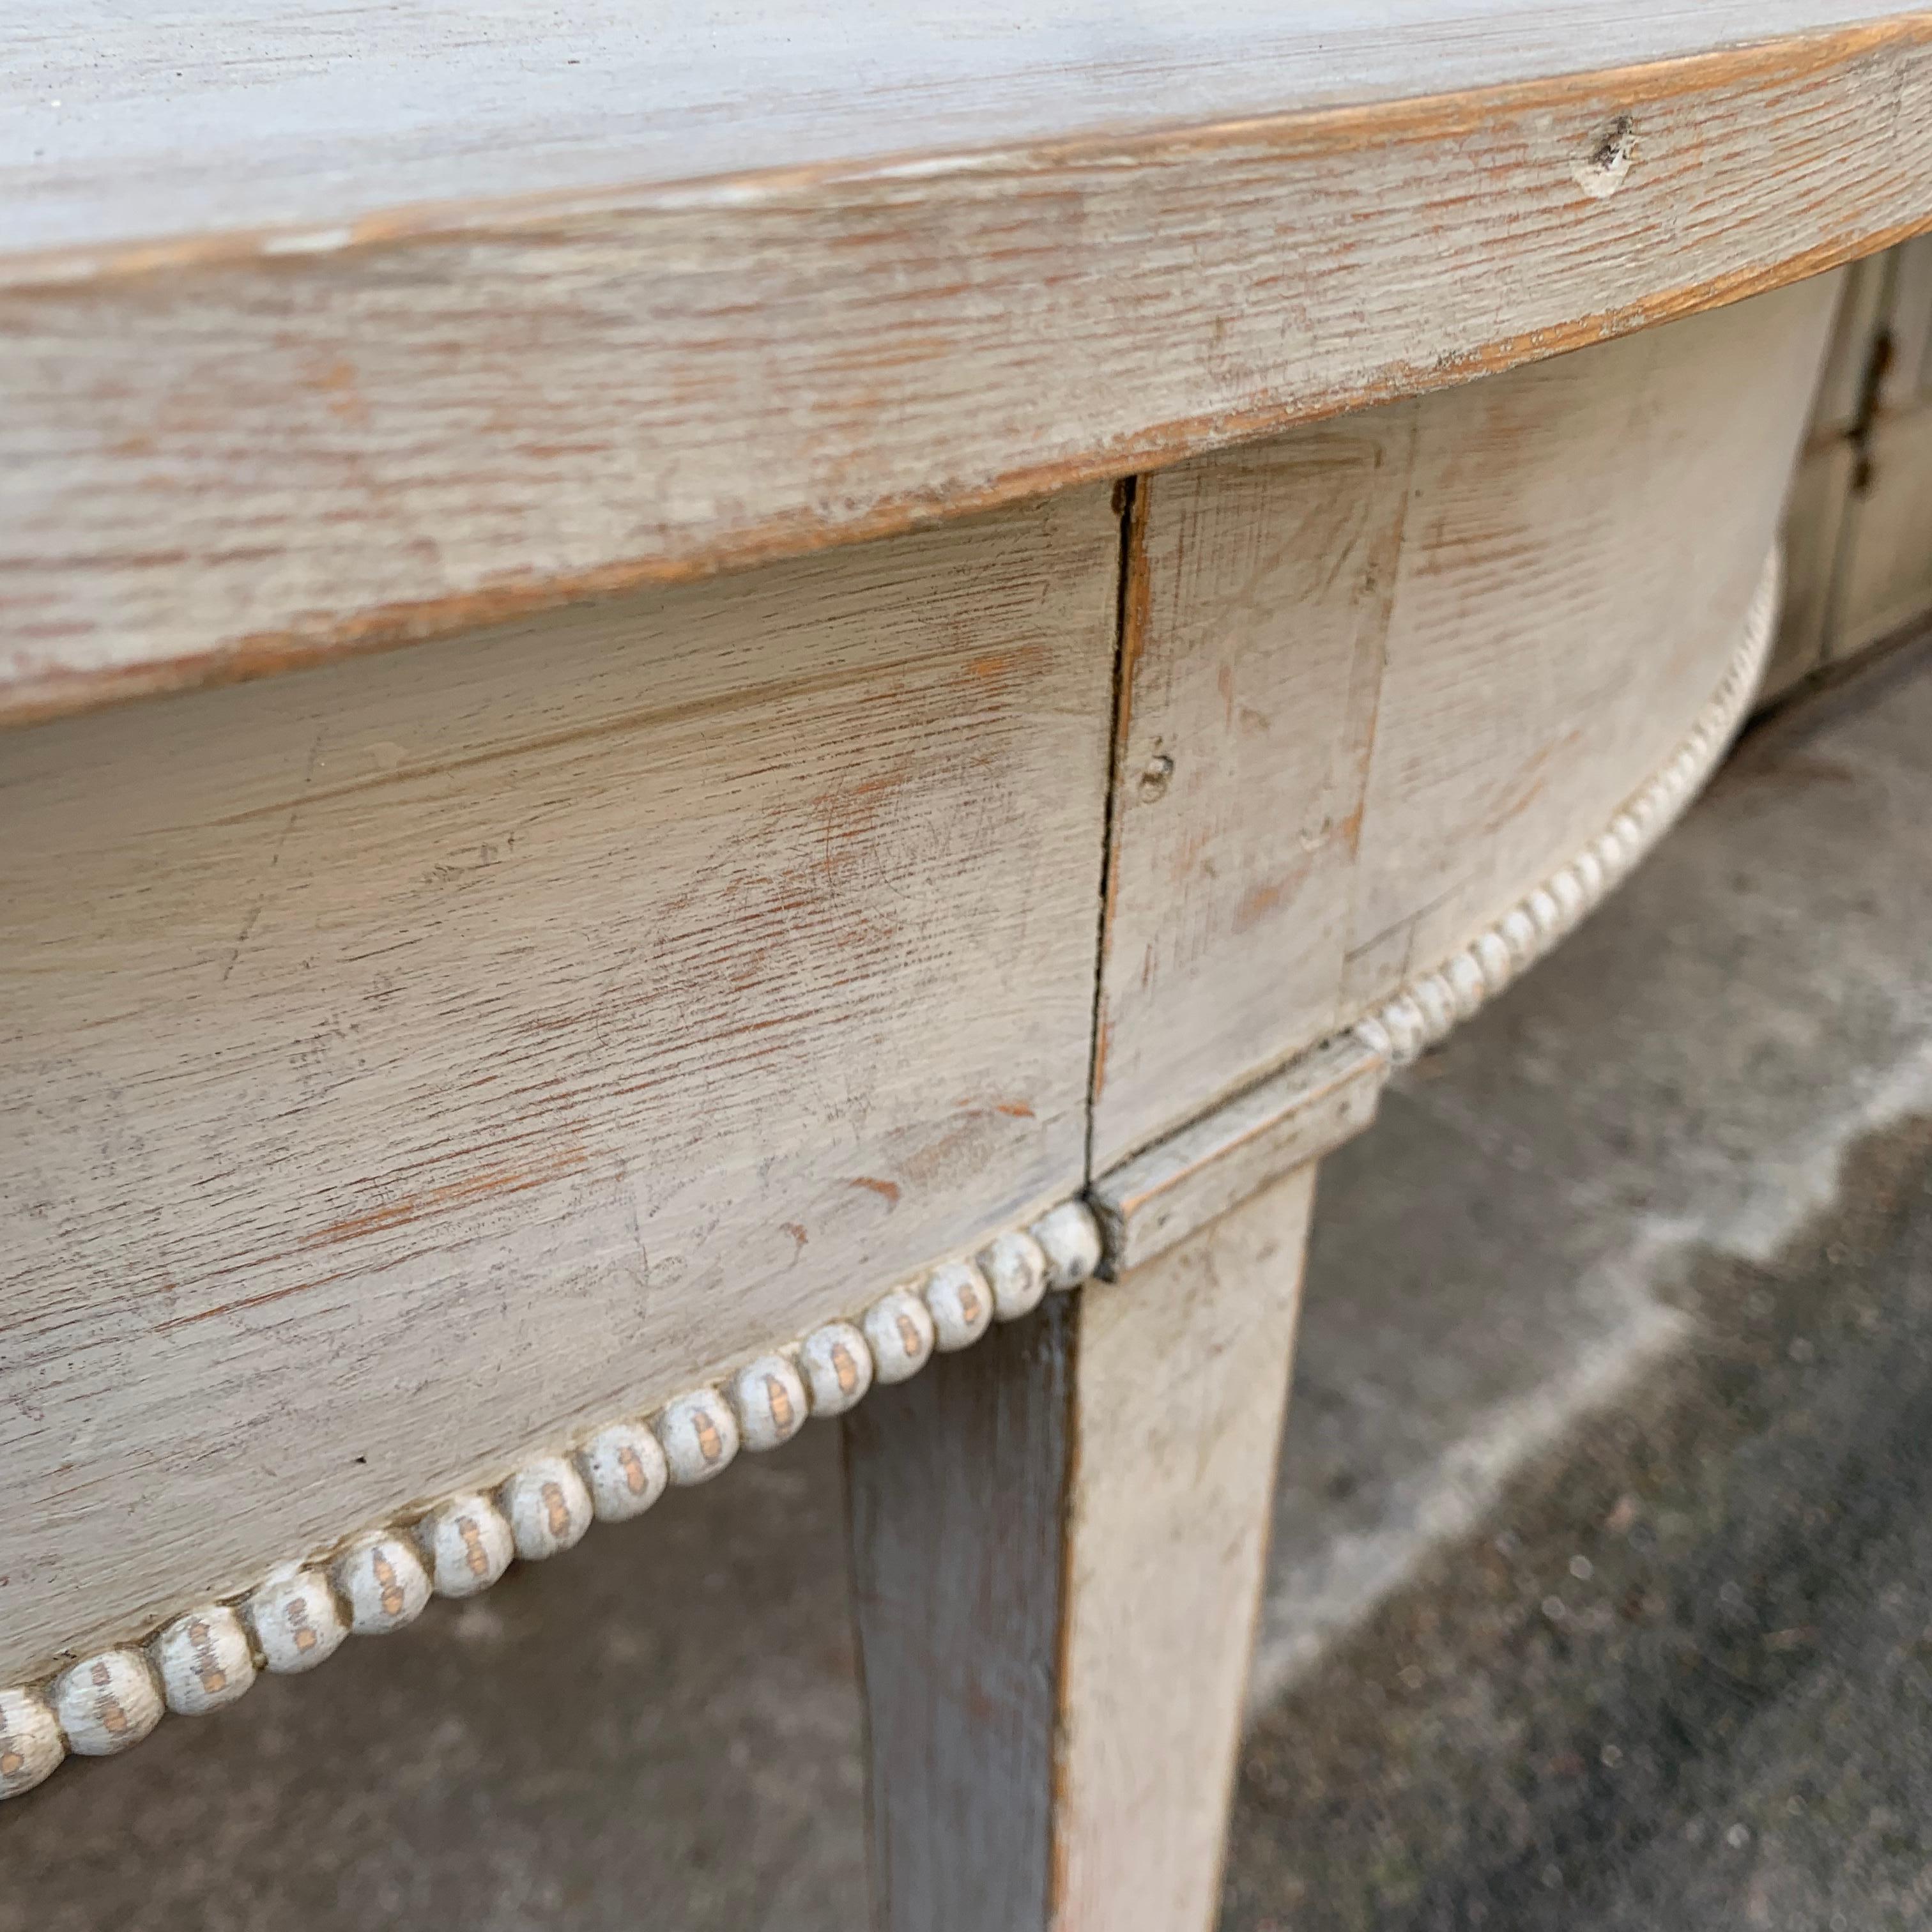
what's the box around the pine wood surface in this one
[1092,274,1840,1165]
[0,490,1119,1685]
[5,16,1931,726]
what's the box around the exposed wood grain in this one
[1343,273,1843,1008]
[0,491,1117,1686]
[845,1295,1077,1932]
[1096,280,1839,1163]
[1091,1038,1385,1275]
[847,1170,1315,1932]
[1053,1169,1316,1932]
[1091,415,1413,1163]
[6,22,1932,726]
[6,3,1909,260]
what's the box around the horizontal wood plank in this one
[1091,1038,1386,1275]
[0,491,1117,1685]
[5,20,1932,725]
[5,3,1909,261]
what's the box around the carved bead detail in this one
[1354,547,1776,1070]
[247,1565,348,1673]
[420,1492,516,1597]
[1526,885,1563,940]
[578,1420,669,1521]
[1499,908,1540,967]
[1032,1200,1103,1291]
[1472,930,1515,995]
[1383,994,1425,1061]
[1413,973,1455,1039]
[500,1457,594,1560]
[0,1688,64,1798]
[977,1228,1050,1322]
[334,1530,432,1634]
[7,1190,1114,1790]
[730,1353,809,1452]
[924,1260,994,1351]
[1353,1013,1394,1059]
[1445,951,1487,1019]
[863,1288,937,1384]
[657,1386,742,1483]
[152,1604,256,1715]
[797,1321,874,1416]
[52,1650,164,1756]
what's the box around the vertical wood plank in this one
[1833,401,1932,657]
[845,1298,1077,1932]
[847,1170,1315,1932]
[1767,436,1858,698]
[1052,1169,1315,1932]
[1091,417,1415,1167]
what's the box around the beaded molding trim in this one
[0,1199,1103,1799]
[1355,547,1779,1068]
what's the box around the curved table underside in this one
[2,10,1930,721]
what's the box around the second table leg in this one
[845,1164,1316,1932]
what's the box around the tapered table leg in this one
[845,1165,1316,1932]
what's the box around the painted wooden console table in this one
[4,7,1931,1926]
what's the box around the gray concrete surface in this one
[2,627,1928,1929]
[1255,622,1932,1703]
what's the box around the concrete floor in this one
[3,628,1929,1929]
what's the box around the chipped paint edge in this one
[1356,545,1780,1068]
[0,1197,1103,1799]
